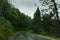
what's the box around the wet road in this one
[9,32,50,40]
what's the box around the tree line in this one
[32,8,60,37]
[0,0,60,40]
[0,0,31,40]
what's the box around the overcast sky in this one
[11,0,60,18]
[11,0,42,18]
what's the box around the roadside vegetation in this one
[0,0,60,40]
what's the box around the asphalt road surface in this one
[9,32,50,40]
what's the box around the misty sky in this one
[11,0,60,18]
[11,0,42,18]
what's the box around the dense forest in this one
[0,0,60,40]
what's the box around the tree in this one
[13,12,32,31]
[0,0,11,15]
[39,0,59,20]
[42,14,52,33]
[1,7,32,31]
[0,16,14,40]
[0,0,32,31]
[39,0,60,37]
[32,8,42,34]
[51,0,59,20]
[51,0,60,37]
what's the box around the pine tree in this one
[32,8,42,34]
[42,14,52,33]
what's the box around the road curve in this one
[9,32,50,40]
